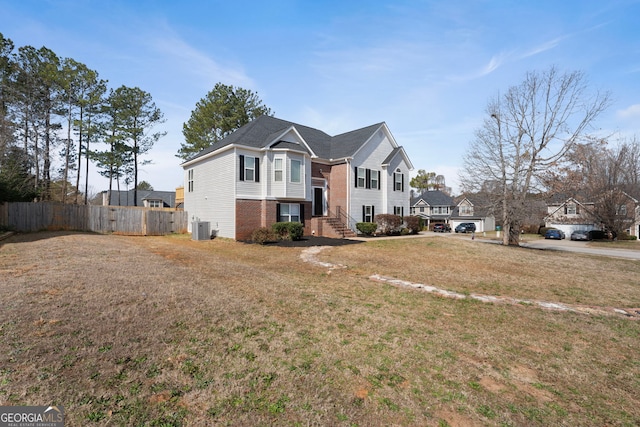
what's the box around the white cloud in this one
[518,36,563,59]
[617,104,640,121]
[146,31,254,90]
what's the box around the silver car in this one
[570,230,591,241]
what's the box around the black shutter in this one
[362,205,366,222]
[393,173,396,191]
[300,204,305,225]
[366,169,371,189]
[372,205,375,221]
[401,206,404,217]
[239,155,245,181]
[354,166,358,188]
[401,174,405,192]
[254,157,260,182]
[377,170,381,190]
[276,204,281,222]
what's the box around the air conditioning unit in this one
[191,221,210,240]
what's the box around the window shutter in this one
[276,204,281,222]
[401,206,404,217]
[239,155,245,181]
[393,173,396,191]
[377,170,381,190]
[354,166,358,188]
[362,205,366,222]
[372,205,375,221]
[254,157,260,182]
[300,204,305,225]
[401,174,405,192]
[366,169,371,189]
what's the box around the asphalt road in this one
[519,237,640,260]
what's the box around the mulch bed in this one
[250,236,364,247]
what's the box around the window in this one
[357,167,366,188]
[245,157,255,181]
[355,167,380,189]
[394,206,404,216]
[394,171,404,191]
[617,204,627,216]
[274,158,283,182]
[370,170,379,189]
[188,169,194,192]
[279,203,300,222]
[147,200,162,208]
[565,204,577,215]
[239,155,260,182]
[433,206,449,215]
[419,206,425,213]
[460,205,472,215]
[290,159,301,183]
[363,205,374,222]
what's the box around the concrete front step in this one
[324,218,357,237]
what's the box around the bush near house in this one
[619,232,637,240]
[375,214,403,235]
[356,222,377,236]
[250,227,278,244]
[404,216,421,235]
[272,222,304,241]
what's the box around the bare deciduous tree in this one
[545,136,640,237]
[460,66,611,245]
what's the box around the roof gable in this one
[267,126,316,156]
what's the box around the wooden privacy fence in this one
[0,202,188,235]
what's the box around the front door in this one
[313,187,324,216]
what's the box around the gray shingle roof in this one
[105,190,177,207]
[411,190,454,207]
[185,116,388,163]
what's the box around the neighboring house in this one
[100,189,178,208]
[175,186,184,209]
[181,115,414,240]
[410,190,454,228]
[409,190,495,232]
[450,194,495,233]
[545,192,640,238]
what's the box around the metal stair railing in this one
[330,206,357,237]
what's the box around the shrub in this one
[522,224,543,234]
[251,227,277,244]
[272,222,304,241]
[375,214,403,235]
[404,216,421,234]
[356,222,377,236]
[618,232,637,241]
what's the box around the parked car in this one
[570,230,591,241]
[455,223,476,233]
[433,223,451,232]
[587,229,610,240]
[544,229,565,240]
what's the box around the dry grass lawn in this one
[0,231,639,426]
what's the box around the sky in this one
[1,0,639,196]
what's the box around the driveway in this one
[520,238,640,260]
